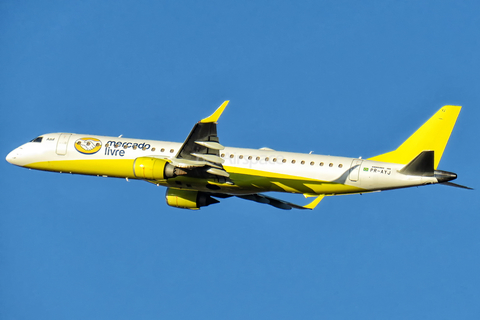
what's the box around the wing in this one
[236,193,325,210]
[172,101,230,178]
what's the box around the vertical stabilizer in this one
[368,106,461,169]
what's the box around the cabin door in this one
[349,159,363,182]
[56,134,71,155]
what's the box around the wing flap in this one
[206,167,230,178]
[191,153,224,164]
[195,141,225,150]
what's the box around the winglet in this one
[200,100,229,123]
[303,195,325,210]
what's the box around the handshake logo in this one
[74,137,102,155]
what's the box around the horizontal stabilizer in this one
[439,181,473,190]
[399,151,434,176]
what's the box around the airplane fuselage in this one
[7,132,439,196]
[6,103,466,210]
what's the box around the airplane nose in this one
[6,150,15,164]
[6,148,21,165]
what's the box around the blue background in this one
[1,1,479,319]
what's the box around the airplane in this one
[6,101,471,210]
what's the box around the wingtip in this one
[200,100,230,123]
[303,195,325,210]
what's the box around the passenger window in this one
[161,148,165,152]
[301,160,305,165]
[221,153,225,158]
[329,163,333,167]
[248,156,252,160]
[320,162,324,166]
[265,157,269,161]
[230,154,234,158]
[291,160,296,164]
[151,148,156,152]
[310,161,314,165]
[239,155,243,159]
[282,159,286,163]
[256,156,260,161]
[338,164,343,168]
[170,149,174,153]
[273,158,277,162]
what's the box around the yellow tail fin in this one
[368,106,461,169]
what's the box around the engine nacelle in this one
[133,157,177,180]
[165,188,220,210]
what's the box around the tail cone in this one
[434,170,457,183]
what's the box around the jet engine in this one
[165,188,219,210]
[133,157,180,180]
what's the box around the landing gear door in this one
[56,134,71,155]
[349,159,363,182]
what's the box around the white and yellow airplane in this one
[6,102,471,210]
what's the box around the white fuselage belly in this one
[7,132,439,195]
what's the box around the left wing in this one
[236,193,325,210]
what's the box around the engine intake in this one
[165,188,219,210]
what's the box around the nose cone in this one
[6,150,15,164]
[6,148,21,165]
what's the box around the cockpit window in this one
[30,137,43,143]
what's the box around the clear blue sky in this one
[1,1,479,319]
